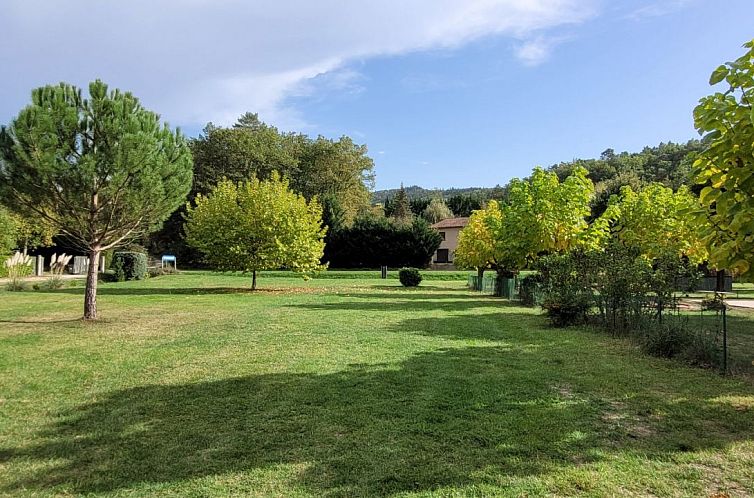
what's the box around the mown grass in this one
[1,272,754,497]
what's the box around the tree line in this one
[1,38,753,320]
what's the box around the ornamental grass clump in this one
[46,253,72,290]
[4,251,32,291]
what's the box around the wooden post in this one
[36,255,44,276]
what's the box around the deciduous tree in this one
[691,39,754,278]
[184,174,326,289]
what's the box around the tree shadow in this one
[42,287,315,296]
[289,289,518,315]
[2,347,753,496]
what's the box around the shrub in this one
[537,252,594,326]
[399,267,422,287]
[640,316,720,367]
[110,251,148,281]
[541,293,593,327]
[99,270,118,283]
[148,266,178,278]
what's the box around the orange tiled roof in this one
[430,217,469,229]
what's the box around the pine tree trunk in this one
[252,270,257,290]
[84,249,100,320]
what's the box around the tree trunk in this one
[716,269,726,293]
[251,270,257,290]
[476,267,485,291]
[84,249,100,320]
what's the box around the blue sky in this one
[2,0,753,190]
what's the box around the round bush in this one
[110,251,148,281]
[399,267,422,287]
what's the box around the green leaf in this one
[709,65,729,85]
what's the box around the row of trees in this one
[455,39,754,289]
[150,113,375,264]
[1,39,753,321]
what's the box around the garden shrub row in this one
[535,244,722,369]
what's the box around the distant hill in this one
[372,185,500,204]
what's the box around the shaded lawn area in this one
[1,273,753,497]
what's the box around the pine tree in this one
[0,81,193,319]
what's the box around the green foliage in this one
[398,267,422,287]
[691,39,754,278]
[548,141,704,216]
[0,81,193,252]
[454,205,496,272]
[148,266,178,278]
[479,167,596,275]
[537,252,594,327]
[111,252,148,281]
[389,184,413,222]
[0,206,18,254]
[605,183,707,263]
[0,80,193,318]
[421,198,453,223]
[640,317,719,367]
[185,174,326,288]
[446,193,486,217]
[191,115,374,224]
[324,215,442,269]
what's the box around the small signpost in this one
[161,254,177,270]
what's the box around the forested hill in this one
[373,140,705,205]
[372,186,501,204]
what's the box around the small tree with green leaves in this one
[185,174,326,289]
[0,81,193,319]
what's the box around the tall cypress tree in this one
[391,183,413,222]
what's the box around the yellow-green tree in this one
[691,39,754,277]
[454,203,497,287]
[606,184,707,263]
[185,174,326,289]
[495,167,594,270]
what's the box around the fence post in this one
[36,255,44,276]
[381,266,387,279]
[722,303,728,376]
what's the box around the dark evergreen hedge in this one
[110,251,148,281]
[324,217,442,269]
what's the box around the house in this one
[429,217,469,269]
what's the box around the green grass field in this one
[1,272,754,497]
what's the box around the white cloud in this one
[0,0,598,130]
[625,0,693,20]
[514,36,562,66]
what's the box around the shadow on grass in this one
[2,346,753,496]
[288,289,520,315]
[0,318,82,324]
[42,286,319,296]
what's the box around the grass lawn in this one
[1,271,754,497]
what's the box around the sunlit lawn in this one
[1,271,754,497]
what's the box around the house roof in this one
[431,217,469,229]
